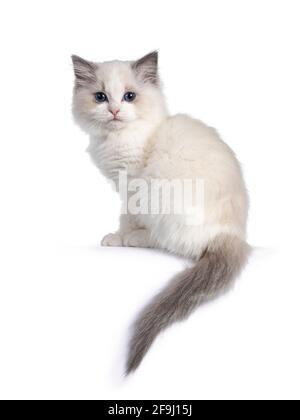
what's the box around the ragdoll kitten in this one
[72,51,250,374]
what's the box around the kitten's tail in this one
[126,234,250,375]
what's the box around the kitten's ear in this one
[71,55,97,87]
[132,51,158,85]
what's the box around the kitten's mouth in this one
[106,117,124,128]
[108,117,123,124]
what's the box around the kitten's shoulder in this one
[154,113,218,147]
[159,113,215,134]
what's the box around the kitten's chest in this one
[88,134,145,183]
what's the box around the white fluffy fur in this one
[72,54,248,260]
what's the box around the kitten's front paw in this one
[123,229,151,248]
[101,233,123,247]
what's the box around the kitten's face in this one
[72,52,166,134]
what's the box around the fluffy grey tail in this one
[126,234,250,375]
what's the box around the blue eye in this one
[123,92,136,102]
[95,92,108,103]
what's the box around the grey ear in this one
[71,55,97,86]
[132,51,158,84]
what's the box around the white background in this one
[0,0,299,400]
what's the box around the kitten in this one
[72,51,250,374]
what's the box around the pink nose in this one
[110,109,120,117]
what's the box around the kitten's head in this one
[71,51,167,134]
